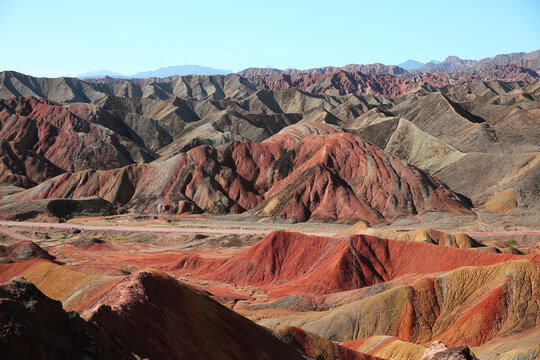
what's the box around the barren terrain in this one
[1,50,539,360]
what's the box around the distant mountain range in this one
[67,49,540,81]
[237,50,539,78]
[78,65,232,79]
[416,50,540,73]
[397,59,443,71]
[397,59,424,71]
[237,63,408,77]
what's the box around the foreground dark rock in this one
[0,196,116,220]
[0,277,133,360]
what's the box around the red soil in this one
[0,258,47,282]
[170,231,538,295]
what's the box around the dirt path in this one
[0,220,336,237]
[1,220,539,238]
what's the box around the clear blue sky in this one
[1,0,539,77]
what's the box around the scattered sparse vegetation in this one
[112,235,129,241]
[505,239,519,247]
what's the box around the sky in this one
[1,0,539,77]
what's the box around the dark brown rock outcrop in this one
[0,277,133,360]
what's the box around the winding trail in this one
[1,220,539,238]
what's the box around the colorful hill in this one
[5,125,470,222]
[0,96,154,187]
[0,227,538,359]
[0,259,384,360]
[169,231,536,295]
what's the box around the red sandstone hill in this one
[168,231,537,295]
[254,257,540,353]
[6,123,471,222]
[250,70,413,98]
[1,231,537,359]
[249,65,538,99]
[0,96,154,187]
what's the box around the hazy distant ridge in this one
[397,59,424,71]
[78,65,232,79]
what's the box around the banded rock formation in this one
[5,124,471,222]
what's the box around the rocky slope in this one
[0,258,382,360]
[0,96,154,187]
[80,270,308,360]
[4,124,470,222]
[0,71,259,102]
[0,240,56,262]
[345,81,540,210]
[0,71,538,220]
[171,231,536,296]
[3,59,538,103]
